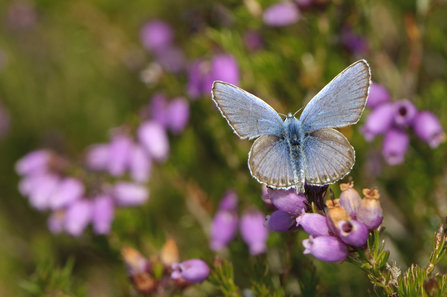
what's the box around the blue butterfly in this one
[211,60,371,193]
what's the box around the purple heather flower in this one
[361,102,395,141]
[154,47,185,73]
[113,182,149,206]
[108,134,132,177]
[49,177,85,210]
[341,26,368,56]
[92,195,115,235]
[339,182,362,219]
[338,220,369,247]
[171,259,210,283]
[382,128,409,165]
[26,174,60,210]
[263,2,300,27]
[167,97,189,134]
[303,236,348,262]
[48,210,65,234]
[137,121,169,162]
[240,210,269,255]
[243,30,263,52]
[85,144,110,171]
[187,59,207,99]
[209,54,240,87]
[15,150,51,176]
[150,93,169,127]
[265,210,298,232]
[366,83,391,109]
[267,188,307,215]
[140,20,173,53]
[129,144,152,183]
[210,210,238,251]
[65,199,93,237]
[393,99,417,127]
[218,190,238,211]
[296,211,330,237]
[412,111,445,148]
[357,193,383,230]
[326,207,351,235]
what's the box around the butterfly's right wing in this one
[248,134,298,189]
[212,81,284,140]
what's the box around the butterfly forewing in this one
[212,81,284,140]
[248,135,296,188]
[300,60,371,132]
[303,128,355,185]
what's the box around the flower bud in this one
[15,149,51,176]
[382,128,409,165]
[357,189,383,230]
[263,2,300,27]
[92,195,114,235]
[113,182,149,206]
[209,210,238,251]
[412,111,446,148]
[65,199,93,237]
[171,259,210,283]
[326,206,350,235]
[366,83,391,109]
[267,188,307,215]
[218,190,238,211]
[264,210,298,232]
[360,103,395,141]
[296,211,329,237]
[339,182,361,219]
[49,177,85,210]
[240,210,269,255]
[338,220,369,246]
[137,121,169,162]
[302,236,348,262]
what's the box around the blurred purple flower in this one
[26,174,60,210]
[342,26,368,56]
[302,236,348,262]
[412,111,445,148]
[296,212,329,237]
[65,199,93,237]
[171,259,210,283]
[113,182,149,206]
[338,220,368,247]
[366,83,391,109]
[264,210,297,232]
[267,188,307,215]
[129,144,152,183]
[263,2,300,27]
[166,97,189,134]
[154,47,185,73]
[240,210,269,255]
[218,190,238,211]
[137,121,169,162]
[7,0,37,31]
[92,195,115,235]
[393,99,417,127]
[187,59,208,99]
[108,135,132,177]
[382,128,409,165]
[210,210,238,251]
[85,144,110,171]
[360,103,395,141]
[210,54,240,87]
[150,93,170,127]
[243,30,263,52]
[15,150,51,176]
[140,20,173,53]
[48,210,65,234]
[49,177,85,210]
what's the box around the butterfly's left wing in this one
[299,60,371,132]
[212,81,284,140]
[303,128,355,186]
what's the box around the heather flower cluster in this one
[361,83,445,165]
[122,239,210,295]
[16,92,190,237]
[264,182,383,262]
[209,190,269,255]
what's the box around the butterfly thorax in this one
[283,114,306,192]
[284,115,303,146]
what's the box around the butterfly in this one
[211,60,371,193]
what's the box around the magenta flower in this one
[171,259,210,283]
[303,236,348,262]
[129,144,152,183]
[218,190,238,211]
[339,183,362,219]
[92,195,115,235]
[338,220,369,247]
[49,177,85,210]
[154,47,185,73]
[393,99,417,127]
[267,188,307,215]
[137,121,169,162]
[360,102,395,141]
[210,54,240,87]
[65,199,93,237]
[15,150,51,176]
[187,59,207,99]
[264,210,298,232]
[243,30,263,52]
[296,212,330,237]
[48,210,66,234]
[240,210,269,255]
[210,210,238,251]
[366,83,391,109]
[26,174,60,210]
[341,26,369,56]
[412,111,445,148]
[113,182,149,206]
[382,128,409,165]
[166,97,189,134]
[149,93,170,127]
[357,196,383,230]
[108,135,132,177]
[85,144,110,171]
[263,2,300,27]
[140,20,173,53]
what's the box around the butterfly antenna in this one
[293,107,304,117]
[278,112,287,118]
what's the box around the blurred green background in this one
[0,0,446,296]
